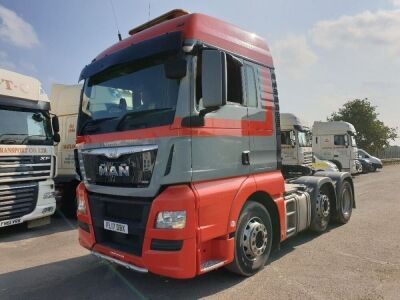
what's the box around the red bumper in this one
[77,183,200,279]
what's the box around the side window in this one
[281,131,291,145]
[226,54,243,105]
[244,64,258,107]
[334,135,347,146]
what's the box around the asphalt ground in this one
[1,165,399,300]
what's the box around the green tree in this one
[328,98,398,153]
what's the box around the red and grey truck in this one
[76,10,355,279]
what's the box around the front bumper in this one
[0,179,56,228]
[77,183,200,279]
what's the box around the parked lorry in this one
[280,113,312,168]
[312,121,358,174]
[50,84,82,215]
[0,68,59,228]
[280,113,338,174]
[75,9,355,279]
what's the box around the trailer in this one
[50,84,82,215]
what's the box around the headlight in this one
[77,197,86,215]
[155,211,186,229]
[76,187,87,215]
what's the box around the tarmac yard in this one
[1,165,399,300]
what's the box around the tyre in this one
[310,186,331,232]
[335,181,353,224]
[226,201,273,276]
[371,165,377,172]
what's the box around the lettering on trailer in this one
[0,78,31,94]
[98,163,130,177]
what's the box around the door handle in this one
[242,151,250,165]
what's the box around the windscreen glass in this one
[79,60,180,135]
[0,108,52,145]
[297,131,312,147]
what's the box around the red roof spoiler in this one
[128,9,190,35]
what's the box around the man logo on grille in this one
[98,163,130,177]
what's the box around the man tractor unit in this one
[75,10,355,279]
[0,68,59,228]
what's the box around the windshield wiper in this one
[80,116,119,134]
[116,108,174,130]
[0,134,27,144]
[21,135,50,145]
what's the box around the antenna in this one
[148,1,151,20]
[109,0,122,41]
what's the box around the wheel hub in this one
[318,193,330,218]
[241,217,268,260]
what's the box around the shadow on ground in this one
[0,210,76,243]
[0,223,342,300]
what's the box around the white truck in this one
[280,113,313,168]
[312,121,358,174]
[50,84,82,215]
[0,68,59,228]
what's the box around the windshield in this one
[0,107,52,145]
[297,131,312,147]
[79,60,180,135]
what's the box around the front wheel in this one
[335,181,353,224]
[226,201,273,276]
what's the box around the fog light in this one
[43,191,56,199]
[155,211,186,229]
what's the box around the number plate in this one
[104,220,128,234]
[0,217,22,228]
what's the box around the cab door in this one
[245,63,277,172]
[191,51,250,182]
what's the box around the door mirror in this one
[201,49,227,109]
[53,132,60,143]
[164,58,187,79]
[290,131,296,147]
[52,116,60,133]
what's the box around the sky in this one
[0,0,399,144]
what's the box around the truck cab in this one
[280,113,312,168]
[0,69,58,228]
[312,121,358,174]
[75,10,355,279]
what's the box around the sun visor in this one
[79,31,182,81]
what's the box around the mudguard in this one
[291,176,335,232]
[313,171,356,209]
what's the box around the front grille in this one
[88,192,151,256]
[303,152,313,166]
[0,182,38,221]
[0,156,51,183]
[82,148,157,188]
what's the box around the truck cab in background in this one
[50,84,82,215]
[280,113,312,168]
[312,121,358,174]
[0,68,58,228]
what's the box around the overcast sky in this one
[0,0,399,144]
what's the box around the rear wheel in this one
[335,181,353,224]
[226,201,273,276]
[310,186,331,232]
